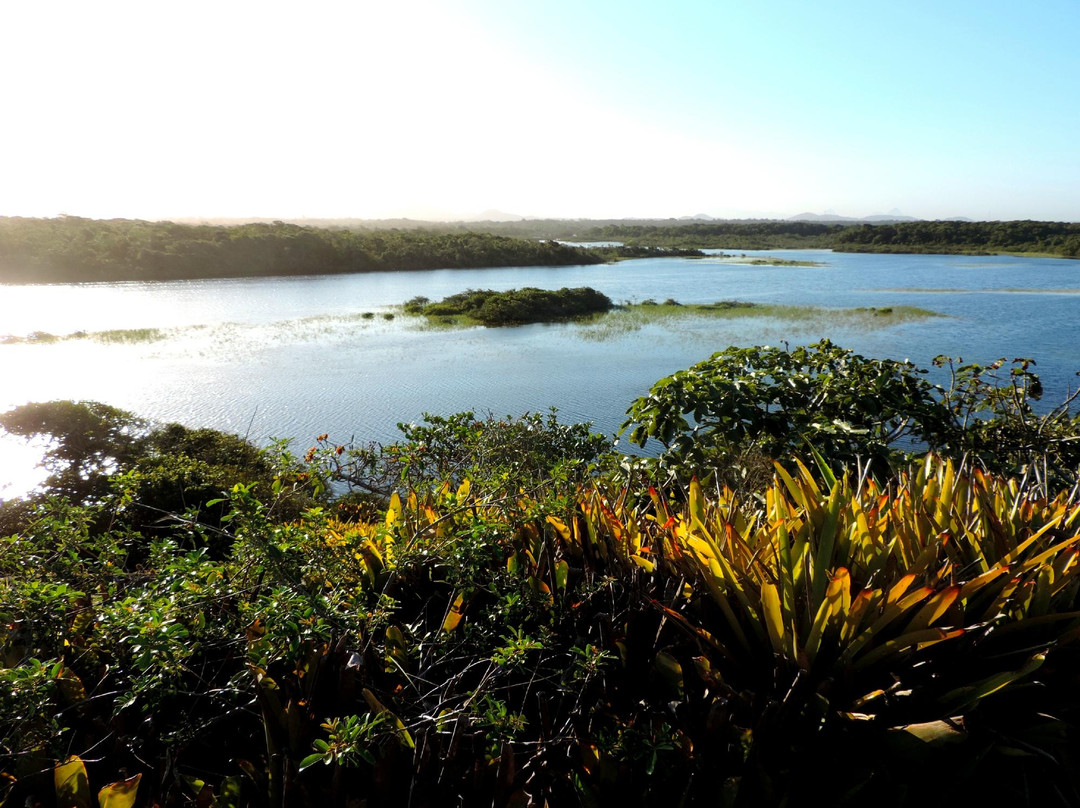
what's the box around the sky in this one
[1,0,1078,222]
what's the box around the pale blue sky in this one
[1,0,1077,220]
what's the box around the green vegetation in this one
[623,339,1080,489]
[5,217,1077,287]
[728,257,826,267]
[585,244,707,260]
[4,345,1080,806]
[579,300,938,341]
[90,327,166,344]
[833,220,1080,257]
[583,219,1080,257]
[1,327,168,345]
[403,287,614,326]
[0,217,604,283]
[400,293,936,336]
[578,220,842,250]
[518,219,1080,258]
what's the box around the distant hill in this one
[788,212,921,224]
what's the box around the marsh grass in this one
[0,331,60,345]
[578,300,940,341]
[717,257,827,267]
[1,327,166,345]
[91,328,166,344]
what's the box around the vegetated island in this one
[403,287,615,326]
[715,255,826,267]
[401,288,939,331]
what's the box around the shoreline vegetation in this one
[3,216,1078,285]
[4,341,1080,805]
[0,217,611,284]
[575,220,1080,257]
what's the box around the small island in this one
[717,256,827,267]
[403,286,614,326]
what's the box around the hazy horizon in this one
[3,0,1078,223]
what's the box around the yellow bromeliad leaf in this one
[385,492,402,528]
[957,566,1008,603]
[654,651,684,697]
[906,585,961,632]
[97,774,142,808]
[761,581,786,657]
[804,568,851,666]
[546,515,571,541]
[999,514,1067,567]
[841,587,933,663]
[363,687,415,748]
[853,627,965,671]
[54,756,91,808]
[443,592,467,632]
[689,477,706,532]
[887,573,918,605]
[940,653,1046,713]
[554,559,570,591]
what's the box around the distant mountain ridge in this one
[787,212,921,224]
[786,211,976,224]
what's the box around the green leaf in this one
[298,753,327,772]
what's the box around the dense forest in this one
[833,219,1080,257]
[4,344,1080,806]
[574,219,1080,256]
[575,220,843,249]
[3,217,1077,285]
[0,217,604,283]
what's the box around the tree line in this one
[575,220,1080,256]
[0,217,604,283]
[833,219,1080,256]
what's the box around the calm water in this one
[2,250,1079,494]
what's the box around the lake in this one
[2,249,1079,495]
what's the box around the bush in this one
[412,287,614,326]
[305,409,612,502]
[621,340,946,482]
[622,340,1080,488]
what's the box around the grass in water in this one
[91,328,166,344]
[579,300,940,340]
[717,257,827,267]
[1,327,166,345]
[0,331,60,345]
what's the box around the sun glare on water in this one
[0,433,47,501]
